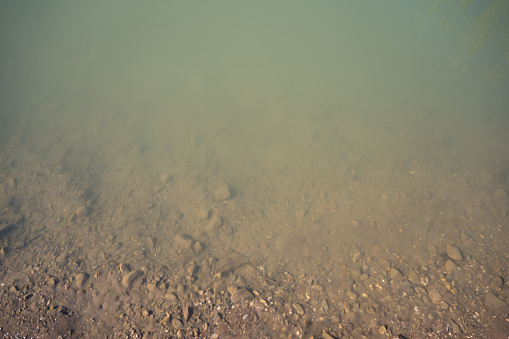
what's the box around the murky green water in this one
[1,1,508,337]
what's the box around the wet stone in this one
[446,244,463,261]
[230,287,253,304]
[214,184,231,201]
[436,322,445,333]
[187,264,196,276]
[212,312,222,323]
[351,269,362,277]
[177,284,186,295]
[389,268,403,281]
[346,290,358,300]
[216,253,249,274]
[55,251,68,264]
[331,314,340,323]
[489,276,503,292]
[146,236,155,248]
[484,292,506,307]
[193,241,203,253]
[399,280,413,293]
[251,299,265,312]
[119,263,130,274]
[172,318,184,330]
[445,259,459,273]
[147,283,156,292]
[183,305,192,321]
[428,290,442,304]
[351,302,360,312]
[75,273,86,289]
[165,293,178,302]
[379,258,391,269]
[313,284,323,292]
[75,205,89,217]
[449,318,461,334]
[352,251,363,262]
[174,234,193,248]
[415,286,426,295]
[421,295,431,304]
[293,303,305,315]
[439,302,450,310]
[407,270,419,284]
[162,315,171,327]
[122,270,143,289]
[46,276,57,288]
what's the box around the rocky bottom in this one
[0,241,508,339]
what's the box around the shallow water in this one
[1,1,508,337]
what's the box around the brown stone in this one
[214,184,231,201]
[122,270,143,289]
[485,292,506,307]
[446,244,463,261]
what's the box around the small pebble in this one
[389,268,403,281]
[445,259,459,273]
[428,290,442,304]
[75,273,86,289]
[293,303,305,315]
[172,318,184,330]
[122,270,143,289]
